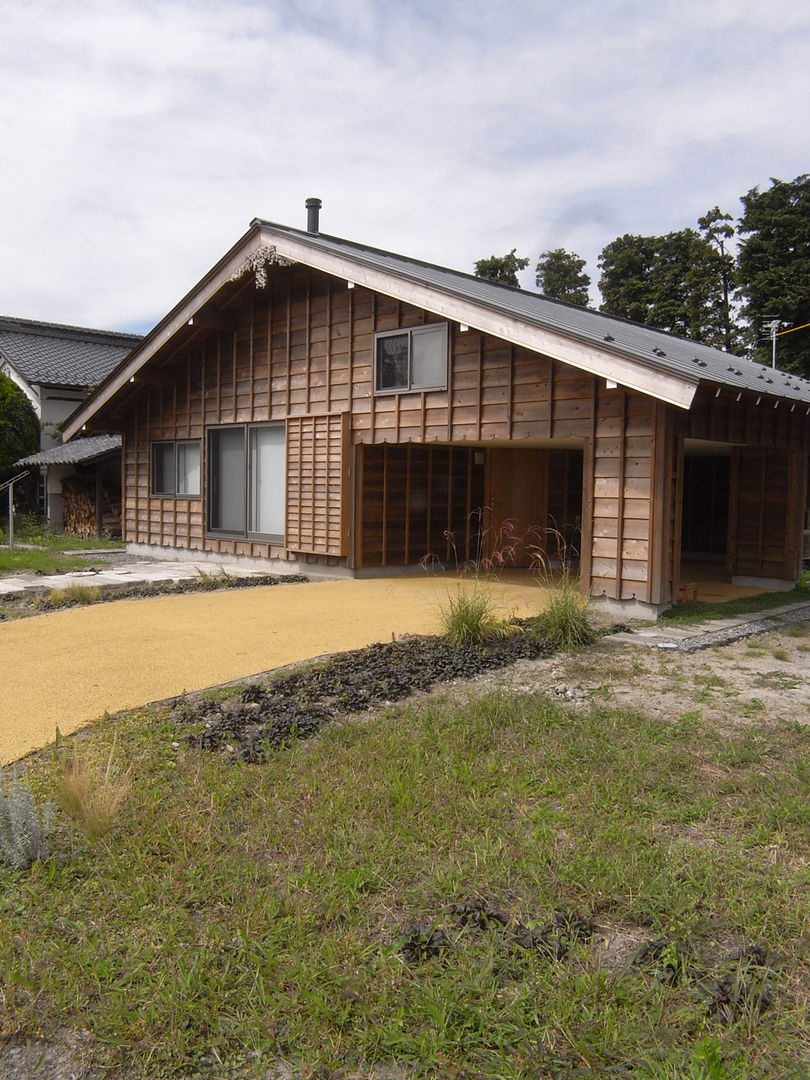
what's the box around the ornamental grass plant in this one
[55,740,131,839]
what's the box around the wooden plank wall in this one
[123,268,609,562]
[588,390,659,603]
[729,448,805,579]
[286,412,349,556]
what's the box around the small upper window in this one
[151,440,201,497]
[374,323,447,394]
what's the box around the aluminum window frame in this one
[373,322,448,395]
[150,439,201,498]
[205,421,286,542]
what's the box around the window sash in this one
[207,423,285,539]
[176,440,201,496]
[151,442,175,496]
[374,323,447,394]
[151,440,201,497]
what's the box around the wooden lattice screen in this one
[285,413,350,556]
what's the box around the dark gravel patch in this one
[0,574,308,619]
[173,630,556,761]
[399,900,594,966]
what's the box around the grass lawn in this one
[658,588,810,625]
[2,672,809,1078]
[0,522,124,575]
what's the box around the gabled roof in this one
[14,434,121,468]
[0,316,142,388]
[61,218,810,441]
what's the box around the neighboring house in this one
[62,201,810,615]
[0,316,141,527]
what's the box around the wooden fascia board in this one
[259,231,699,411]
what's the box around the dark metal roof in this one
[15,435,121,467]
[0,316,142,388]
[252,220,810,406]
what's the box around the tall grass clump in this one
[530,525,594,651]
[440,586,515,647]
[50,583,101,606]
[535,577,594,650]
[55,742,131,839]
[0,769,53,868]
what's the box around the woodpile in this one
[61,477,121,539]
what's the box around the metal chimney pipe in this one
[305,197,322,233]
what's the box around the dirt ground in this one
[463,621,810,730]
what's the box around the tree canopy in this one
[535,248,590,306]
[473,249,529,287]
[0,373,39,520]
[475,174,810,374]
[597,227,734,348]
[736,174,810,375]
[0,373,38,480]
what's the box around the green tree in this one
[598,227,739,349]
[597,233,657,324]
[698,206,739,352]
[473,248,529,287]
[0,373,39,520]
[535,248,591,306]
[737,174,810,376]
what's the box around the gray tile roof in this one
[15,434,121,468]
[0,316,141,388]
[254,220,810,406]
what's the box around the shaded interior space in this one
[677,442,806,604]
[357,444,583,570]
[678,445,739,602]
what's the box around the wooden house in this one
[62,201,810,615]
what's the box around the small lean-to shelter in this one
[62,200,810,616]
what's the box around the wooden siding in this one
[286,413,349,557]
[587,389,660,603]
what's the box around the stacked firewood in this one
[61,478,121,538]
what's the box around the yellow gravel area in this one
[0,574,542,764]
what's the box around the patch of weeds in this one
[701,945,778,1025]
[196,566,235,587]
[400,900,593,966]
[694,671,730,702]
[739,697,766,718]
[399,920,452,964]
[771,648,790,662]
[785,622,809,638]
[632,936,700,985]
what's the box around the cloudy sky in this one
[1,0,808,333]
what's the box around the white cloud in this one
[0,0,808,327]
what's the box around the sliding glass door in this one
[208,423,285,539]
